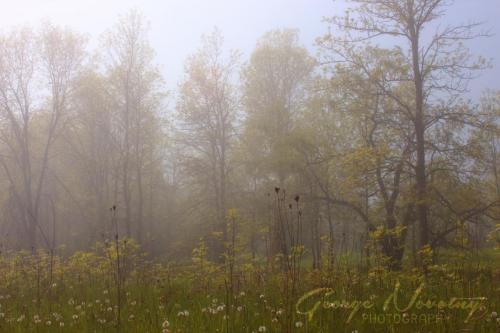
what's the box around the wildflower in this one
[162,319,170,328]
[52,283,57,288]
[46,320,52,326]
[72,314,79,320]
[271,318,278,323]
[107,307,113,312]
[276,309,283,316]
[237,306,243,312]
[68,298,75,305]
[258,326,267,332]
[295,321,304,328]
[259,294,265,299]
[239,291,246,297]
[52,312,62,321]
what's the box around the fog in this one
[0,0,497,256]
[0,1,498,332]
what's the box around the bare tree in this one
[0,24,85,249]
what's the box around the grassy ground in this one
[0,241,498,332]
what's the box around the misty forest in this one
[0,0,498,332]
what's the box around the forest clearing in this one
[0,0,499,332]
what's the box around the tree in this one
[241,29,314,257]
[103,10,164,243]
[320,0,489,250]
[176,29,240,260]
[0,24,85,249]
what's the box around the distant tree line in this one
[0,1,498,269]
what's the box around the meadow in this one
[0,239,498,333]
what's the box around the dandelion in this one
[52,312,62,321]
[72,314,79,320]
[295,321,304,328]
[162,319,170,328]
[107,307,113,312]
[258,326,267,332]
[259,294,265,299]
[271,318,278,323]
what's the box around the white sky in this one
[1,0,499,99]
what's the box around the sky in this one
[1,0,499,100]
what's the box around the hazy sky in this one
[1,0,499,99]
